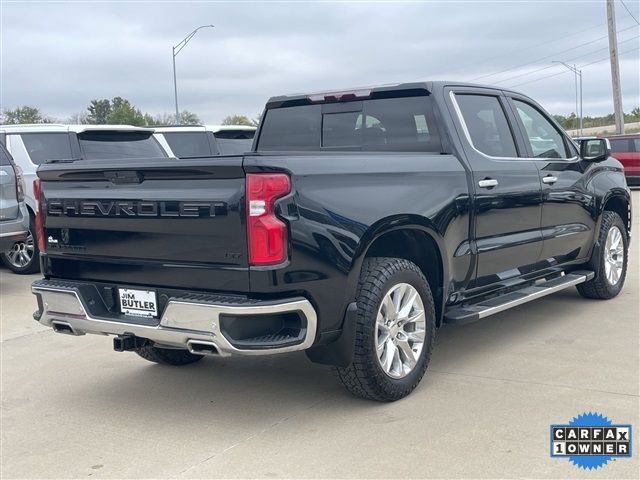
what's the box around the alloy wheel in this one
[375,283,426,379]
[5,231,35,269]
[604,225,624,286]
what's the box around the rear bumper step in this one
[444,270,595,325]
[32,279,317,356]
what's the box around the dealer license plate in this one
[118,288,158,318]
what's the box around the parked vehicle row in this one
[0,123,256,273]
[28,81,631,401]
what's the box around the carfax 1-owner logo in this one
[551,412,633,470]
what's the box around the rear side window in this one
[455,94,517,158]
[78,131,167,160]
[0,145,13,166]
[21,133,73,164]
[163,132,213,158]
[258,96,441,152]
[214,130,255,155]
[609,139,630,153]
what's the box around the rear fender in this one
[346,215,448,312]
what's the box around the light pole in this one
[553,61,583,136]
[172,25,214,124]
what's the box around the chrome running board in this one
[444,270,595,325]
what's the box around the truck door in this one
[506,95,596,265]
[447,88,543,290]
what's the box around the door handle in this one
[542,175,558,184]
[478,179,499,188]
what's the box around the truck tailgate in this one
[38,156,249,292]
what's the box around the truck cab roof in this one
[265,81,520,108]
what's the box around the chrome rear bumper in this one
[32,279,317,357]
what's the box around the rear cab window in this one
[214,130,255,155]
[257,93,442,153]
[78,131,167,160]
[163,132,214,158]
[20,133,73,164]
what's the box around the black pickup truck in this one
[31,82,631,401]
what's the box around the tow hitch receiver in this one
[113,333,148,352]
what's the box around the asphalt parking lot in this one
[1,191,638,479]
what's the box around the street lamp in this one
[172,25,214,124]
[552,61,583,136]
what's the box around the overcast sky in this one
[1,0,639,123]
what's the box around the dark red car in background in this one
[607,134,640,186]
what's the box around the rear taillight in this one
[246,173,291,266]
[33,179,45,252]
[11,164,25,202]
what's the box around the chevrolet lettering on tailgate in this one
[46,199,227,217]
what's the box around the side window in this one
[513,100,569,159]
[0,145,11,166]
[609,139,629,153]
[633,138,640,152]
[455,94,518,157]
[20,133,73,165]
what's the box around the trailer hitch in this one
[113,333,149,352]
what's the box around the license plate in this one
[118,288,158,318]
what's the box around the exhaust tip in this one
[187,340,219,356]
[52,321,77,335]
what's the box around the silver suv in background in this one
[0,124,167,273]
[0,143,28,256]
[154,125,255,158]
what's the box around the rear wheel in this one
[135,345,204,366]
[335,257,436,402]
[577,211,628,299]
[2,215,40,274]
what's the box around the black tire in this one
[135,345,204,366]
[577,211,628,299]
[335,257,436,402]
[1,214,40,274]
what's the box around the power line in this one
[507,46,640,88]
[469,24,638,82]
[443,21,607,75]
[492,35,639,85]
[619,0,639,25]
[581,45,639,68]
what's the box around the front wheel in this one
[335,257,436,402]
[577,211,628,299]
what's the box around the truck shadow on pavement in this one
[58,287,601,421]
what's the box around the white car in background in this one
[0,124,167,273]
[154,125,256,158]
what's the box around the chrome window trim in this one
[449,91,579,163]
